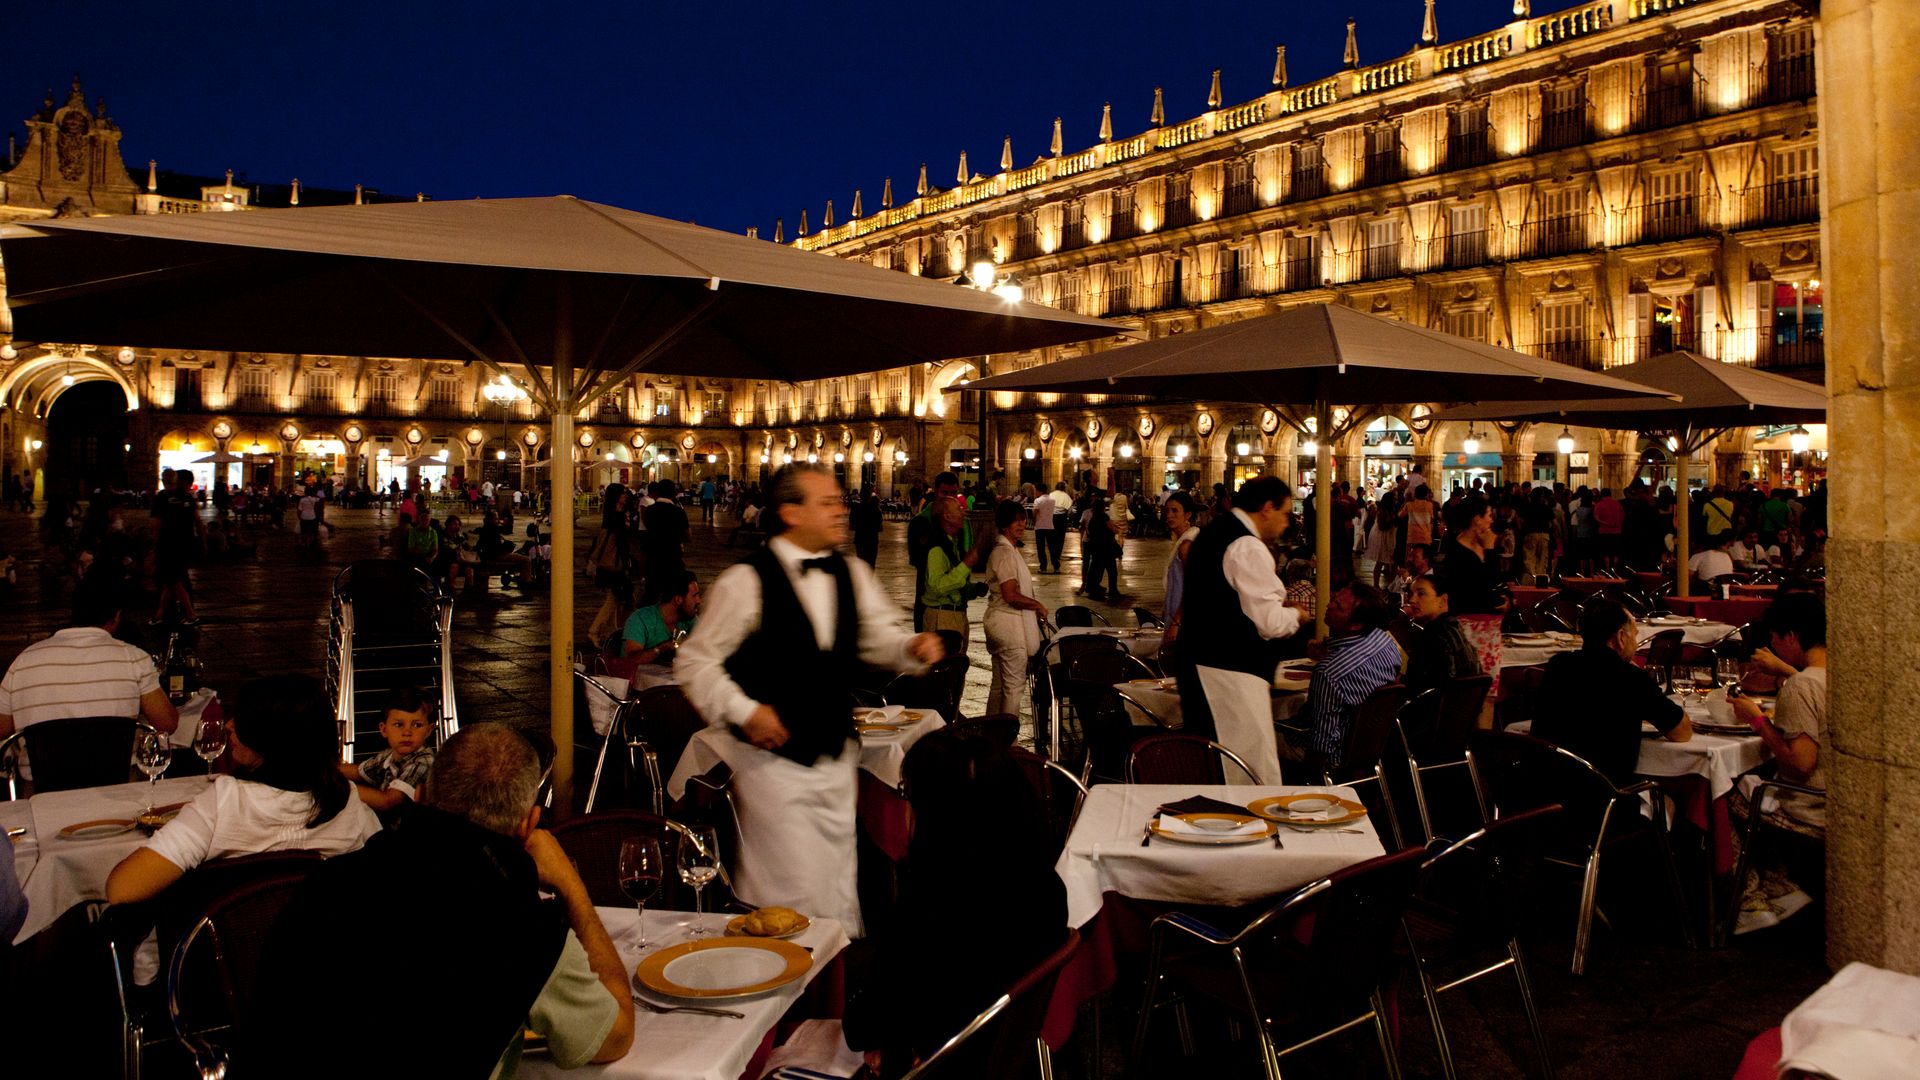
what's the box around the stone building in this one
[791,0,1825,500]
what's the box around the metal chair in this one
[1720,778,1825,945]
[575,671,645,813]
[549,808,740,911]
[1,717,158,799]
[1403,805,1562,1080]
[1466,730,1696,974]
[947,713,1021,748]
[325,561,456,761]
[1126,733,1257,785]
[1639,628,1687,691]
[1327,682,1412,848]
[898,929,1082,1080]
[1397,674,1495,843]
[1132,607,1163,628]
[1054,605,1108,628]
[1130,846,1429,1080]
[1007,748,1090,858]
[1064,650,1160,782]
[164,869,318,1079]
[885,654,970,721]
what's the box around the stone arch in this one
[2,351,141,415]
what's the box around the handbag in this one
[587,531,620,572]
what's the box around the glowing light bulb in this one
[1462,435,1480,456]
[1557,429,1575,455]
[496,449,507,460]
[60,373,75,386]
[1302,439,1318,456]
[1235,442,1252,457]
[1118,444,1135,459]
[1023,447,1037,460]
[1789,428,1810,454]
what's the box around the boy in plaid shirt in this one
[339,687,437,814]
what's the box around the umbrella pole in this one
[1314,401,1332,639]
[549,295,577,816]
[1674,442,1691,599]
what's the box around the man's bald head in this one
[426,724,542,836]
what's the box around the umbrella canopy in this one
[1432,351,1827,597]
[190,451,246,464]
[398,453,455,469]
[0,195,1115,812]
[956,303,1669,645]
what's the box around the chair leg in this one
[1413,960,1457,1080]
[1721,808,1766,946]
[1508,938,1557,1080]
[1573,846,1603,976]
[584,729,614,813]
[1036,1037,1054,1080]
[1407,756,1435,844]
[1371,990,1405,1080]
[1127,934,1165,1079]
[1172,1000,1195,1057]
[1652,823,1698,949]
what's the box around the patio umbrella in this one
[958,303,1669,631]
[398,453,454,469]
[0,195,1113,810]
[190,451,246,464]
[1432,350,1826,597]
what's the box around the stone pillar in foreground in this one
[1820,0,1920,976]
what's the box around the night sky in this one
[12,0,1528,235]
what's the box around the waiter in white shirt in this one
[1173,475,1306,784]
[675,464,943,935]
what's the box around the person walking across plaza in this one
[1176,476,1306,783]
[675,464,944,936]
[699,476,717,524]
[1030,481,1058,573]
[921,496,982,649]
[984,499,1048,717]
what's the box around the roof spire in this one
[224,168,234,189]
[1000,136,1013,172]
[1150,86,1165,126]
[824,199,833,228]
[956,151,968,186]
[774,217,784,243]
[882,176,893,208]
[1099,102,1113,141]
[1423,0,1438,44]
[146,159,157,193]
[354,184,364,206]
[1050,117,1063,157]
[1273,45,1288,88]
[290,178,300,205]
[1207,69,1222,109]
[916,163,928,196]
[1343,19,1360,68]
[799,209,809,235]
[1512,0,1530,15]
[746,226,759,240]
[851,189,862,218]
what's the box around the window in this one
[1225,160,1254,215]
[1768,25,1815,103]
[1541,80,1587,149]
[598,392,623,417]
[1362,219,1402,280]
[1447,204,1487,267]
[172,367,203,410]
[1765,145,1819,224]
[752,382,768,420]
[1233,244,1259,298]
[1284,233,1322,290]
[1014,214,1036,259]
[1645,169,1697,241]
[429,377,459,407]
[1448,103,1490,168]
[1644,58,1695,129]
[1163,174,1192,228]
[705,390,727,416]
[306,369,336,408]
[1108,263,1136,315]
[654,388,675,418]
[368,373,398,406]
[1772,280,1824,345]
[1538,301,1590,367]
[1058,272,1084,314]
[1110,188,1136,241]
[1365,126,1401,186]
[238,366,271,406]
[1444,308,1489,343]
[1534,187,1586,256]
[1290,141,1326,200]
[888,372,908,412]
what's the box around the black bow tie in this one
[799,556,834,575]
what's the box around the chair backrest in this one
[1064,649,1153,688]
[948,713,1020,748]
[333,560,440,639]
[1052,633,1127,667]
[900,928,1082,1080]
[1332,683,1410,784]
[886,655,970,720]
[1425,674,1493,762]
[4,717,149,795]
[1416,803,1563,939]
[164,862,324,1066]
[549,808,733,910]
[1054,606,1099,628]
[1006,749,1088,856]
[630,685,707,785]
[1132,607,1162,628]
[1465,730,1622,834]
[1126,734,1255,785]
[1248,846,1428,1011]
[1518,602,1567,634]
[1641,628,1687,688]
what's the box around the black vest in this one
[1181,511,1289,679]
[724,545,860,765]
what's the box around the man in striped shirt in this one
[1296,583,1404,776]
[0,576,177,743]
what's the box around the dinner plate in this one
[58,818,138,840]
[724,913,813,940]
[856,724,900,737]
[1644,616,1689,626]
[1147,812,1277,846]
[634,937,813,1000]
[1505,634,1556,646]
[1693,721,1757,737]
[1246,794,1369,826]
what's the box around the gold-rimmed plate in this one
[634,937,812,1000]
[1247,794,1369,826]
[57,818,138,840]
[1147,812,1277,846]
[724,913,812,940]
[856,723,900,737]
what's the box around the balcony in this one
[1617,196,1706,244]
[1196,270,1264,302]
[1161,199,1193,230]
[1280,256,1324,292]
[1058,218,1086,252]
[1515,215,1592,258]
[1222,181,1255,218]
[1751,336,1825,377]
[1288,168,1327,203]
[1442,230,1490,269]
[1363,151,1403,188]
[1357,242,1404,282]
[1539,107,1589,151]
[1012,232,1040,261]
[1752,179,1820,228]
[1766,55,1816,104]
[1448,131,1492,170]
[1107,212,1139,243]
[1520,337,1606,371]
[1639,81,1697,131]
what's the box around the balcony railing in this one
[1520,337,1606,371]
[1288,167,1328,203]
[1752,179,1820,228]
[1222,181,1255,218]
[1515,215,1592,258]
[1750,336,1825,374]
[1419,230,1491,270]
[1639,81,1697,131]
[1539,106,1589,151]
[1281,256,1324,292]
[1614,197,1706,244]
[1058,218,1086,252]
[1364,150,1403,188]
[1161,199,1193,230]
[1766,55,1816,104]
[1012,231,1040,261]
[1107,212,1139,242]
[1448,131,1492,170]
[1358,242,1404,282]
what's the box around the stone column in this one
[1501,454,1530,487]
[1142,455,1166,495]
[1601,453,1635,493]
[1820,0,1920,974]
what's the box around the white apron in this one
[726,738,864,937]
[1195,665,1285,785]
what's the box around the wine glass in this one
[676,825,721,938]
[133,728,171,815]
[191,717,228,779]
[618,837,664,948]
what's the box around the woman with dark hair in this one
[585,483,637,646]
[105,674,381,904]
[844,730,1067,1077]
[983,498,1048,716]
[1438,492,1508,677]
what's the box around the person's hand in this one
[743,706,789,750]
[863,1050,885,1077]
[1751,647,1796,678]
[1033,602,1049,623]
[1729,695,1763,723]
[907,632,945,665]
[524,828,581,894]
[1306,637,1328,661]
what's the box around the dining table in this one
[5,774,211,943]
[1663,594,1772,627]
[1115,676,1310,730]
[1052,625,1164,659]
[520,907,851,1080]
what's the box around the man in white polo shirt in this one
[0,576,178,744]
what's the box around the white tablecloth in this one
[1498,621,1738,674]
[9,775,210,943]
[520,907,851,1080]
[664,710,946,801]
[1510,711,1767,801]
[1055,783,1385,928]
[1052,626,1164,659]
[1118,682,1308,729]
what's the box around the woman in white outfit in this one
[984,499,1049,717]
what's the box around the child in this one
[340,687,437,813]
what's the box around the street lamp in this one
[1789,426,1811,454]
[1556,428,1575,455]
[1461,426,1480,457]
[481,375,528,486]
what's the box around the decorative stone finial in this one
[354,184,364,205]
[1000,136,1013,172]
[1207,70,1222,109]
[799,209,809,235]
[1099,102,1113,142]
[290,178,300,205]
[956,151,968,186]
[416,192,425,202]
[1151,87,1165,126]
[146,160,157,193]
[1513,0,1530,16]
[1423,0,1438,44]
[774,217,784,243]
[225,168,235,188]
[1273,45,1288,88]
[746,226,758,240]
[851,189,862,218]
[916,163,928,196]
[1344,19,1360,68]
[882,176,893,208]
[1050,117,1063,157]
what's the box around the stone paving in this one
[0,501,1834,1078]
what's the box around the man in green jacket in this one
[921,496,981,647]
[907,472,968,631]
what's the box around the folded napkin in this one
[1157,795,1254,817]
[1283,806,1340,822]
[851,705,906,725]
[1153,814,1268,838]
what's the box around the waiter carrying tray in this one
[1176,475,1307,784]
[676,463,944,936]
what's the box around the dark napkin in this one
[1156,795,1256,818]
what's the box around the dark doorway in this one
[46,382,128,495]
